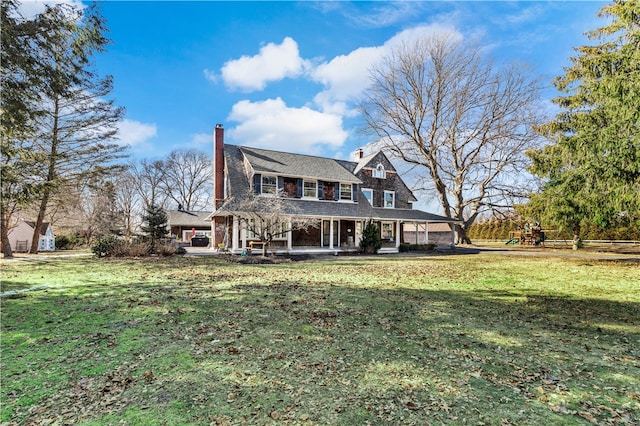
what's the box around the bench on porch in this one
[248,241,266,251]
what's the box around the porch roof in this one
[214,196,459,223]
[370,208,460,223]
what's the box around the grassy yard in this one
[1,253,638,425]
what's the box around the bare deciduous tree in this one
[161,149,212,211]
[113,169,141,241]
[129,159,169,210]
[361,33,544,243]
[219,190,319,256]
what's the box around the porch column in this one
[415,223,419,244]
[451,224,455,247]
[241,220,247,250]
[396,220,401,249]
[287,217,292,251]
[425,222,429,244]
[232,216,239,250]
[329,218,335,249]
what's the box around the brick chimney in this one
[213,124,225,210]
[354,148,364,160]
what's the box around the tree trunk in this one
[30,97,60,254]
[572,224,583,250]
[1,211,14,258]
[455,224,472,245]
[29,195,49,254]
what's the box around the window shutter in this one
[352,184,358,202]
[318,181,324,199]
[253,174,261,194]
[297,179,302,198]
[334,183,339,201]
[277,176,284,191]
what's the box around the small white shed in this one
[8,220,56,252]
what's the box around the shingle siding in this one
[217,144,455,224]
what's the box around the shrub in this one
[55,235,71,250]
[55,234,85,250]
[126,243,150,257]
[92,235,119,258]
[359,222,382,254]
[158,245,176,256]
[107,240,129,257]
[175,246,187,255]
[399,243,437,252]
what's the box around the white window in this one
[262,175,277,194]
[381,222,394,240]
[373,163,386,179]
[271,220,289,240]
[340,183,352,201]
[245,218,259,239]
[303,180,317,198]
[362,188,373,205]
[384,191,395,208]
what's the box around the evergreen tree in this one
[528,0,640,239]
[141,204,168,253]
[0,0,47,257]
[359,221,382,254]
[24,3,126,253]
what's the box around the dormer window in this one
[372,163,386,179]
[261,175,277,194]
[303,180,317,198]
[340,183,352,201]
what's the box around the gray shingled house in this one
[210,124,458,254]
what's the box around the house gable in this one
[352,151,417,209]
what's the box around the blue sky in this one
[20,1,607,161]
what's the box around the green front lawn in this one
[1,254,638,425]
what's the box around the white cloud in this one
[203,69,218,84]
[227,98,347,153]
[188,133,213,150]
[215,24,462,153]
[311,24,461,115]
[502,4,545,26]
[18,0,85,19]
[117,119,157,149]
[351,2,428,28]
[220,37,310,92]
[311,45,383,116]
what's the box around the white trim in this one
[232,217,239,250]
[373,163,386,179]
[339,183,352,201]
[383,190,395,208]
[261,175,277,194]
[303,179,318,198]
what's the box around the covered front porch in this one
[212,215,455,255]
